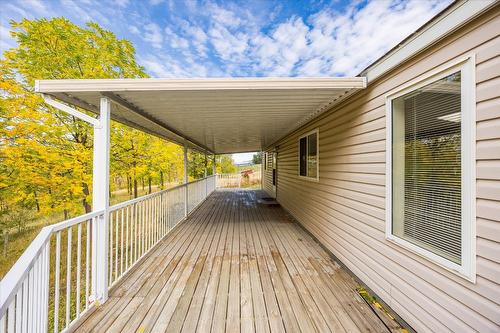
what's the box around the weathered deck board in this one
[73,189,390,332]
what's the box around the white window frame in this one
[298,129,319,181]
[385,55,476,282]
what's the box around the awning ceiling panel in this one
[36,77,366,154]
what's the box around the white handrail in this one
[0,175,216,332]
[0,210,104,314]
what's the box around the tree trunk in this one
[134,178,138,198]
[34,190,40,212]
[127,176,131,195]
[148,177,152,194]
[82,182,91,213]
[142,178,145,191]
[3,231,8,257]
[160,171,164,190]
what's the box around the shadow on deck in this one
[71,189,391,332]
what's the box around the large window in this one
[299,130,318,180]
[386,58,475,281]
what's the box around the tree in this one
[252,153,262,164]
[216,155,237,174]
[0,17,146,226]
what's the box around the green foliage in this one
[217,155,237,174]
[252,153,262,164]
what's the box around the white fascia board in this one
[35,77,366,93]
[362,0,496,83]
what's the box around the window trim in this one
[298,129,319,182]
[385,55,476,282]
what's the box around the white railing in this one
[216,173,242,188]
[216,172,261,188]
[0,211,102,333]
[0,175,216,333]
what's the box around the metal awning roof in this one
[36,77,366,154]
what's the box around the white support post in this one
[213,155,217,188]
[184,144,188,217]
[204,154,208,178]
[92,97,110,303]
[204,153,208,196]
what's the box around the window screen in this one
[299,132,318,179]
[392,71,462,264]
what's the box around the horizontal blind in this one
[392,71,462,264]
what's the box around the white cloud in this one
[113,0,129,8]
[252,16,309,76]
[19,0,49,16]
[164,26,189,49]
[247,0,450,76]
[128,25,140,35]
[141,0,449,77]
[140,53,214,78]
[143,23,163,49]
[208,24,249,61]
[179,20,208,57]
[60,0,111,26]
[206,2,242,28]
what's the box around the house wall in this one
[263,152,276,198]
[266,7,500,332]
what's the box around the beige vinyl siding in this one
[269,7,500,333]
[263,151,275,198]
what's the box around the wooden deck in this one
[73,189,391,333]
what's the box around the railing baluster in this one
[37,248,43,332]
[15,289,22,333]
[154,196,157,243]
[120,208,124,276]
[141,201,145,256]
[134,203,138,264]
[126,205,129,271]
[6,303,14,333]
[109,212,113,285]
[150,197,153,247]
[28,261,34,333]
[114,209,118,282]
[85,219,90,309]
[147,199,150,251]
[22,280,27,333]
[66,226,72,328]
[76,223,82,318]
[54,231,61,333]
[43,242,50,332]
[155,196,157,241]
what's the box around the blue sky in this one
[0,0,451,162]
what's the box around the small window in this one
[298,130,319,180]
[386,58,475,281]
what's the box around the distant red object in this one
[241,169,254,176]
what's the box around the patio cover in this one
[36,77,366,154]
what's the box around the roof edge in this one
[35,77,366,93]
[360,0,497,84]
